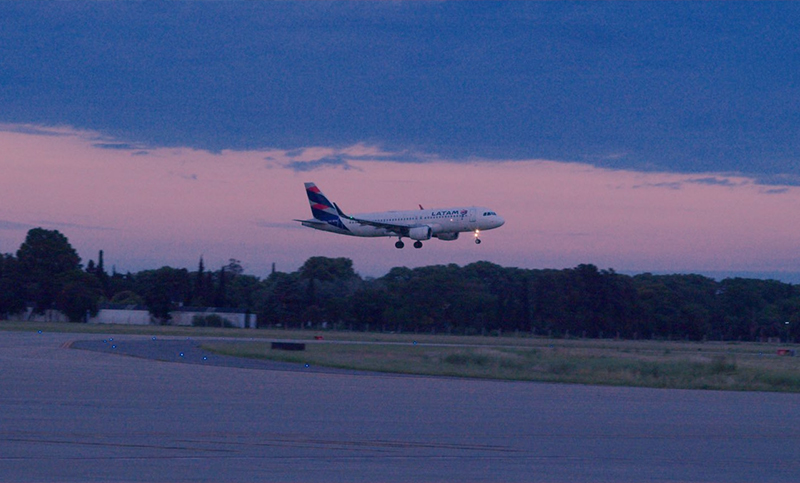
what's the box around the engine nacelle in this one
[434,232,459,241]
[408,225,433,241]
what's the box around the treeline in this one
[2,228,800,341]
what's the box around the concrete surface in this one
[2,330,800,482]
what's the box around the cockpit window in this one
[483,211,497,216]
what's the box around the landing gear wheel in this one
[475,238,482,244]
[395,240,405,249]
[413,241,423,249]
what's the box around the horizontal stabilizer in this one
[293,218,328,225]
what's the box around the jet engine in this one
[408,226,433,240]
[434,232,459,241]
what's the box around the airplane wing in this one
[334,203,416,236]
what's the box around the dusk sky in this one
[2,2,800,281]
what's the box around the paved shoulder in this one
[68,337,375,375]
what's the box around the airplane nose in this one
[496,216,505,227]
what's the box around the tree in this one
[85,250,111,299]
[56,271,101,322]
[16,228,82,315]
[95,250,110,297]
[299,257,357,282]
[0,254,26,318]
[225,258,244,277]
[226,274,261,312]
[633,273,718,340]
[109,290,145,305]
[350,284,391,329]
[214,267,227,307]
[294,257,361,327]
[257,271,304,327]
[108,270,137,301]
[135,267,190,324]
[191,256,212,306]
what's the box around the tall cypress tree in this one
[193,256,205,306]
[214,267,226,308]
[95,250,110,298]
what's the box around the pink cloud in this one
[1,125,799,278]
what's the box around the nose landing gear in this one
[474,229,482,244]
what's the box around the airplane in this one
[295,182,505,249]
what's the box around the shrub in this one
[708,355,737,375]
[192,314,233,328]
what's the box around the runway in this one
[2,330,799,482]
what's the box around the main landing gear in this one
[396,232,485,248]
[395,239,424,249]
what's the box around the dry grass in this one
[4,321,799,392]
[203,339,800,392]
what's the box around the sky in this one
[2,2,800,281]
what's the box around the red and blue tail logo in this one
[304,182,349,231]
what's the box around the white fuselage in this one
[302,206,504,239]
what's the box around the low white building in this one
[91,304,152,325]
[9,308,70,323]
[10,304,255,329]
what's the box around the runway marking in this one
[1,436,237,453]
[176,436,523,453]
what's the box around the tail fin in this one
[304,183,347,228]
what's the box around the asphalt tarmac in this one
[2,330,800,482]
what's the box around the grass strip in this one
[202,341,800,393]
[5,321,799,392]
